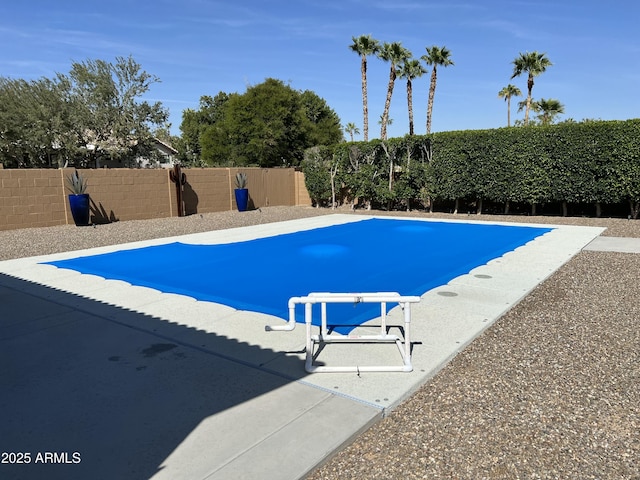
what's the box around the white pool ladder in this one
[266,292,421,373]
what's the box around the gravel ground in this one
[2,206,639,261]
[2,206,639,479]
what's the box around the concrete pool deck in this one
[0,214,614,479]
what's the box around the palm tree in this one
[535,98,565,126]
[378,115,393,127]
[511,51,552,126]
[517,99,530,110]
[398,58,426,135]
[421,45,454,134]
[498,84,522,127]
[377,42,411,140]
[344,122,360,142]
[349,35,380,142]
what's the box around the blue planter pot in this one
[234,188,249,212]
[68,194,90,226]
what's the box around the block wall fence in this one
[0,167,312,231]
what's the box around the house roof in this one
[153,137,178,154]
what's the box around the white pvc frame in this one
[266,292,420,373]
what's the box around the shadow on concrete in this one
[0,273,307,480]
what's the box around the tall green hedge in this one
[302,119,640,217]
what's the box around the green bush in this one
[301,146,333,207]
[311,119,640,218]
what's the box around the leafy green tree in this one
[333,140,383,209]
[0,76,71,167]
[344,122,360,141]
[199,78,341,167]
[429,130,475,212]
[152,124,174,144]
[62,55,168,167]
[1,56,165,168]
[498,84,522,127]
[394,158,428,210]
[511,51,552,126]
[398,58,426,136]
[421,46,454,134]
[349,35,380,142]
[197,94,230,125]
[307,119,640,217]
[615,122,640,217]
[179,93,234,165]
[378,42,411,140]
[199,122,234,166]
[302,146,335,207]
[178,108,202,163]
[299,90,343,146]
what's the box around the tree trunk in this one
[504,200,510,215]
[595,202,602,218]
[381,141,394,194]
[330,179,336,209]
[630,199,640,219]
[380,67,396,140]
[531,203,537,215]
[477,197,483,215]
[330,162,338,209]
[426,68,437,134]
[525,75,534,126]
[453,198,459,214]
[361,57,369,142]
[562,201,568,217]
[407,79,414,136]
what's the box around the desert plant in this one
[66,170,88,194]
[169,164,187,217]
[235,172,248,189]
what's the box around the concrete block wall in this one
[0,167,312,231]
[240,168,295,209]
[0,169,68,230]
[82,168,171,224]
[177,168,235,215]
[294,170,312,206]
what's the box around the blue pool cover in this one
[44,218,552,331]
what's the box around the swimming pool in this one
[44,218,552,332]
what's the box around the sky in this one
[1,0,639,140]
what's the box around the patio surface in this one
[0,214,610,479]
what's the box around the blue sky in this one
[1,0,639,140]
